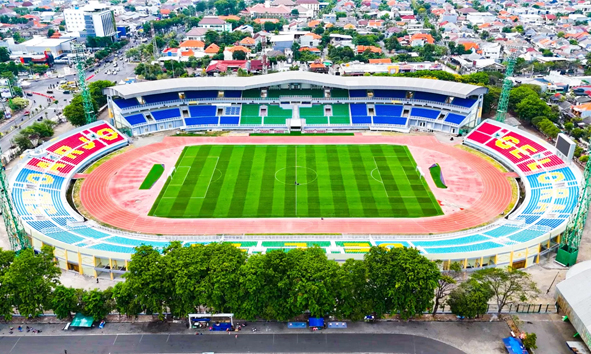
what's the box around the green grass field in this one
[148,144,443,218]
[139,164,165,190]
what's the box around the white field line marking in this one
[373,157,391,198]
[196,156,219,199]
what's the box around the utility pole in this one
[73,43,96,124]
[0,147,30,252]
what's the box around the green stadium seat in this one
[264,105,292,125]
[300,105,328,125]
[240,104,262,125]
[330,88,349,98]
[267,89,324,98]
[330,104,351,125]
[242,89,261,98]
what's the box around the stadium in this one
[8,72,582,279]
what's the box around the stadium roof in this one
[105,72,488,99]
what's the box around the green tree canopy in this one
[471,267,539,314]
[448,279,492,318]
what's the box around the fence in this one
[435,303,557,315]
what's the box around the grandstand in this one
[8,115,583,277]
[106,72,485,136]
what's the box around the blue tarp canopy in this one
[503,337,527,354]
[70,313,94,328]
[309,317,324,327]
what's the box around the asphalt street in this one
[0,56,136,152]
[0,333,466,354]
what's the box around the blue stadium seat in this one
[423,241,504,254]
[73,228,111,239]
[151,108,181,120]
[143,92,180,104]
[185,117,219,125]
[375,105,403,116]
[507,230,545,243]
[373,90,406,99]
[413,234,489,247]
[445,113,466,125]
[224,90,242,98]
[45,231,84,244]
[124,114,146,125]
[89,243,136,254]
[106,236,172,248]
[225,106,241,115]
[453,97,477,108]
[373,116,407,125]
[414,92,447,103]
[411,107,440,119]
[349,90,367,98]
[350,104,371,124]
[189,106,217,117]
[113,98,139,109]
[185,90,218,99]
[220,116,239,125]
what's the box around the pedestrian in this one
[96,278,99,284]
[18,326,22,332]
[235,334,238,339]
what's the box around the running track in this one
[79,135,512,235]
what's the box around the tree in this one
[0,249,15,320]
[448,279,492,318]
[508,85,539,110]
[291,8,299,16]
[82,288,114,321]
[8,97,28,111]
[433,262,462,315]
[335,259,373,321]
[232,50,247,60]
[0,47,10,62]
[523,333,538,350]
[483,86,501,114]
[516,95,551,122]
[47,28,55,38]
[471,267,539,314]
[64,95,96,126]
[564,121,574,132]
[88,80,115,107]
[112,282,142,317]
[51,286,81,320]
[365,246,441,319]
[2,245,60,318]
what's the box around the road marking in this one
[9,337,21,353]
[113,334,118,345]
[166,334,170,342]
[139,334,143,343]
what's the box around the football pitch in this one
[148,144,443,218]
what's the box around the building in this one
[198,16,232,32]
[64,2,116,38]
[8,36,74,58]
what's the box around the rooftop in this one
[105,72,488,99]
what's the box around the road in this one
[0,56,136,152]
[0,333,465,354]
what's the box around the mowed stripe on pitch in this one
[149,144,443,218]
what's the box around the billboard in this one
[556,133,576,161]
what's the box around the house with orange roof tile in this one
[240,37,256,47]
[343,23,356,29]
[224,45,251,60]
[299,46,321,53]
[369,58,391,64]
[356,45,382,54]
[300,33,321,47]
[204,43,220,54]
[308,19,321,27]
[410,33,434,46]
[367,20,384,29]
[219,15,240,21]
[460,41,479,52]
[254,18,280,24]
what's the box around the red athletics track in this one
[79,135,512,235]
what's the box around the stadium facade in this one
[105,72,487,136]
[7,74,582,278]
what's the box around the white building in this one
[481,42,502,60]
[466,12,496,25]
[64,2,117,38]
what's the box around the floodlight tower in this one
[0,148,30,252]
[494,50,518,123]
[73,43,96,124]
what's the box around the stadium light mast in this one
[494,49,518,123]
[557,152,591,266]
[73,43,97,124]
[0,147,31,252]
